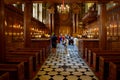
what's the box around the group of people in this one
[51,33,76,54]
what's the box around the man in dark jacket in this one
[51,34,58,54]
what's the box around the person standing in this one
[63,38,67,53]
[51,34,58,54]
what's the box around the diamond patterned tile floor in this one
[33,44,98,80]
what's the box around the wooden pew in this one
[108,62,120,80]
[99,56,120,80]
[0,62,24,80]
[6,51,38,71]
[84,48,99,65]
[0,72,9,80]
[9,48,42,65]
[16,47,47,64]
[92,52,120,72]
[87,49,120,66]
[5,55,33,80]
[44,46,51,58]
[78,39,99,58]
[42,48,46,62]
[45,46,51,57]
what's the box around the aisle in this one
[33,44,98,80]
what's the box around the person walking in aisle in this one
[51,33,58,54]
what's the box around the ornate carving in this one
[71,3,80,14]
[60,13,69,21]
[47,7,54,14]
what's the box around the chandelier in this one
[57,0,70,14]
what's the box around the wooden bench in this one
[78,39,99,58]
[86,48,99,65]
[16,47,46,64]
[45,46,51,57]
[9,49,42,64]
[87,49,120,66]
[99,56,120,80]
[6,51,38,71]
[84,48,98,60]
[108,62,120,80]
[0,72,9,80]
[92,51,120,71]
[42,48,46,62]
[5,55,33,80]
[0,62,24,80]
[84,47,89,60]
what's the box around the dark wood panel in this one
[0,72,9,80]
[0,62,24,80]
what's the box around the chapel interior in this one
[0,0,120,80]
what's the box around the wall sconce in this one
[20,32,23,35]
[5,32,8,35]
[13,32,16,36]
[17,33,19,36]
[9,32,12,36]
[13,25,16,28]
[5,20,7,26]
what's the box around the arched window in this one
[38,3,42,22]
[33,3,42,22]
[33,3,38,19]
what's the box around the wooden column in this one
[37,4,39,20]
[99,3,107,50]
[48,13,52,33]
[48,7,54,34]
[73,4,80,34]
[73,14,75,33]
[0,0,5,63]
[76,13,79,33]
[73,6,79,34]
[73,13,79,34]
[24,1,32,47]
[51,13,54,33]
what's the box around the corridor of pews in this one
[33,43,98,80]
[1,1,120,80]
[1,39,120,80]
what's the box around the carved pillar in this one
[24,1,32,47]
[0,0,5,63]
[99,3,107,50]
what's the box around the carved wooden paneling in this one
[4,5,49,50]
[4,5,24,50]
[107,5,120,41]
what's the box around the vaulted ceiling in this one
[4,0,120,4]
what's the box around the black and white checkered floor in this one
[33,44,98,80]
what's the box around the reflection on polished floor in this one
[33,44,98,80]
